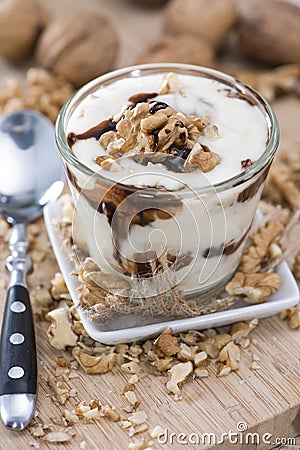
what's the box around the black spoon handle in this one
[0,285,37,396]
[0,285,37,430]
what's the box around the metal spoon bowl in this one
[0,110,64,430]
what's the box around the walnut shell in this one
[238,0,300,65]
[164,0,237,50]
[0,0,51,61]
[136,34,214,67]
[36,11,118,88]
[130,0,169,6]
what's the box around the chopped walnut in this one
[160,72,185,96]
[280,306,300,329]
[166,361,193,396]
[218,341,240,370]
[293,252,300,279]
[226,272,280,304]
[46,305,78,350]
[250,361,261,370]
[0,68,74,123]
[128,438,149,450]
[241,220,284,273]
[266,162,300,210]
[194,367,209,378]
[236,64,300,103]
[44,431,74,443]
[47,373,70,405]
[230,322,251,341]
[72,348,113,374]
[50,273,69,300]
[152,328,179,357]
[216,364,231,377]
[101,405,120,422]
[93,74,220,173]
[185,143,221,172]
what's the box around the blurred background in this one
[0,0,299,203]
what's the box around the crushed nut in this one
[47,373,70,405]
[46,305,78,350]
[160,72,184,95]
[185,143,221,172]
[230,322,251,341]
[44,431,74,443]
[226,272,280,303]
[194,367,209,378]
[150,425,165,439]
[216,364,232,377]
[128,438,149,450]
[128,411,147,425]
[250,361,261,370]
[241,220,284,273]
[218,342,240,370]
[51,273,69,300]
[152,328,179,358]
[166,361,193,396]
[72,348,113,374]
[102,405,121,422]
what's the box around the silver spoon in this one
[0,110,64,430]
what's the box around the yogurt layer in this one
[67,72,268,190]
[65,70,271,297]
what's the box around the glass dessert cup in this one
[56,63,279,302]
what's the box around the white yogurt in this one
[66,71,270,297]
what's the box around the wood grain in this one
[0,1,300,449]
[0,219,299,450]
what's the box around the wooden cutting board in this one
[0,1,300,449]
[0,218,300,450]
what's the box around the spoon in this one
[0,110,64,430]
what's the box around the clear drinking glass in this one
[55,64,279,301]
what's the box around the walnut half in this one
[226,272,280,303]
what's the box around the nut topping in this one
[225,271,280,303]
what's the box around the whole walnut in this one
[36,11,118,88]
[130,0,169,5]
[164,0,237,50]
[238,0,300,66]
[137,34,214,67]
[0,0,51,61]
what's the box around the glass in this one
[55,63,279,300]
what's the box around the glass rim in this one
[55,63,279,195]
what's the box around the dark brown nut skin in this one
[238,0,300,66]
[136,34,214,67]
[164,0,237,50]
[0,0,51,61]
[36,11,118,88]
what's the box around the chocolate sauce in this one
[224,88,256,107]
[241,158,254,169]
[67,118,116,148]
[128,92,158,107]
[149,101,169,114]
[237,163,270,203]
[132,147,191,173]
[203,222,252,258]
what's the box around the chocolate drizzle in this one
[128,92,158,107]
[237,162,271,203]
[203,221,253,259]
[66,166,183,276]
[67,118,116,148]
[149,101,169,114]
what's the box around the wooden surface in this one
[1,228,300,450]
[1,1,300,449]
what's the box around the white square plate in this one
[44,200,299,344]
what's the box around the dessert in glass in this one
[56,64,279,302]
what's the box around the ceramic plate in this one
[44,200,299,344]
